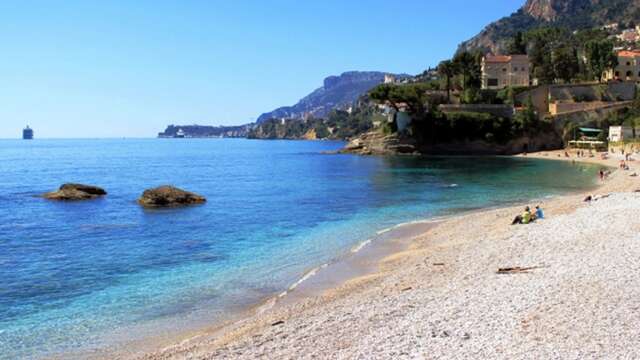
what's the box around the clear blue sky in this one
[0,0,523,138]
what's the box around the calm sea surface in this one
[0,139,601,358]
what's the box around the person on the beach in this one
[599,169,605,181]
[535,206,544,220]
[522,206,532,224]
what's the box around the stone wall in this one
[438,104,515,119]
[549,82,635,102]
[517,82,636,117]
[549,101,622,115]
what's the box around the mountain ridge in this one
[458,0,640,54]
[256,71,408,123]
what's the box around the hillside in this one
[458,0,640,54]
[256,71,407,123]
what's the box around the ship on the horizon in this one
[22,126,34,140]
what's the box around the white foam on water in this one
[277,263,331,300]
[351,239,372,253]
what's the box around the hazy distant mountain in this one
[458,0,640,54]
[158,124,249,138]
[256,71,408,123]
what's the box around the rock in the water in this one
[138,186,206,208]
[43,183,107,201]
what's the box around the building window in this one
[488,78,499,86]
[627,71,633,78]
[627,61,632,66]
[502,68,507,72]
[615,71,620,77]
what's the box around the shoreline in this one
[93,150,631,359]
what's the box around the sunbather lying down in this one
[512,206,544,225]
[584,194,611,202]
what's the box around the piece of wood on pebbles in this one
[271,320,284,326]
[432,262,445,266]
[496,266,542,274]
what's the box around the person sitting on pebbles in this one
[512,206,537,225]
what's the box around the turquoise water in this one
[0,139,600,358]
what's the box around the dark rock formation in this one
[43,183,107,201]
[138,186,206,208]
[523,0,593,22]
[339,131,563,156]
[339,132,419,156]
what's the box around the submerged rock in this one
[138,186,206,208]
[43,183,107,201]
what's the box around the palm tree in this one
[453,51,478,91]
[438,60,456,103]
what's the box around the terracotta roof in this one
[618,50,640,57]
[484,55,511,63]
[483,54,528,63]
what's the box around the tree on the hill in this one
[507,31,527,55]
[552,46,580,83]
[585,40,618,82]
[453,51,481,91]
[437,60,456,103]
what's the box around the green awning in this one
[578,127,602,133]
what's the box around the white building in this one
[384,74,396,84]
[609,126,634,142]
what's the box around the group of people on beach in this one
[574,150,593,158]
[511,205,544,225]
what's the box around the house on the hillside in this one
[481,54,530,90]
[384,74,396,84]
[618,29,640,43]
[604,50,640,82]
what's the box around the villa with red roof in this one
[481,54,530,90]
[604,50,640,82]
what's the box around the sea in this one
[0,139,602,359]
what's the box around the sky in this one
[0,0,524,138]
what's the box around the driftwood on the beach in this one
[496,266,542,274]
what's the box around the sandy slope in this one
[133,150,640,360]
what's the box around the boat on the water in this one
[23,126,34,140]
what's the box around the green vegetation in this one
[459,0,640,54]
[585,40,618,82]
[520,27,617,84]
[437,60,456,102]
[367,82,552,146]
[248,101,383,140]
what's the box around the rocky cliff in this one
[340,130,564,156]
[458,0,638,54]
[256,71,407,123]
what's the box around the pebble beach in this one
[128,150,640,360]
